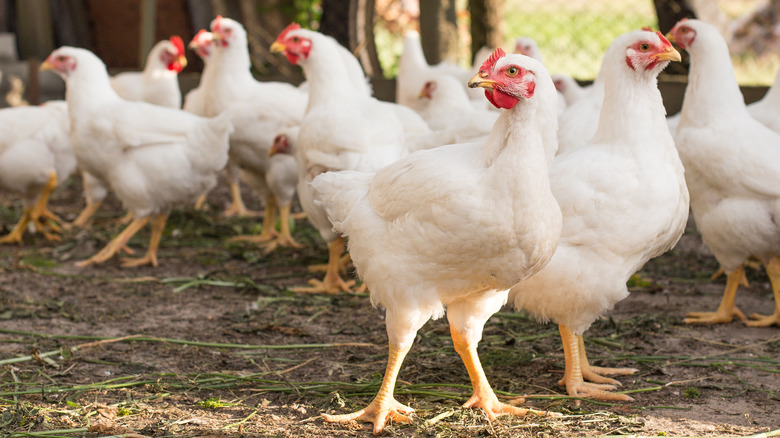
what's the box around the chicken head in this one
[162,36,187,72]
[270,23,312,65]
[189,30,213,60]
[666,19,697,50]
[624,31,681,71]
[41,48,78,78]
[210,15,238,48]
[469,48,536,109]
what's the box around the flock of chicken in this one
[1,14,779,433]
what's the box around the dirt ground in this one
[0,175,779,438]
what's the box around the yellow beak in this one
[652,46,682,62]
[40,60,53,71]
[178,54,188,68]
[665,32,676,44]
[270,41,286,53]
[468,73,496,89]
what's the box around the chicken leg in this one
[746,257,780,327]
[222,164,261,217]
[322,343,414,434]
[67,198,104,229]
[685,266,747,324]
[292,237,355,293]
[567,335,637,387]
[230,196,278,244]
[0,171,60,244]
[121,214,167,268]
[258,201,303,253]
[76,216,149,267]
[0,207,32,244]
[451,326,553,419]
[558,325,633,401]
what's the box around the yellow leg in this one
[223,181,261,217]
[75,217,149,268]
[115,211,133,226]
[451,326,554,420]
[193,193,208,210]
[229,196,278,244]
[0,207,32,244]
[711,264,750,288]
[685,266,747,324]
[746,257,780,327]
[308,252,351,274]
[569,335,637,386]
[122,214,167,268]
[67,199,104,229]
[559,325,633,401]
[292,237,355,293]
[322,343,414,434]
[259,202,303,254]
[29,171,61,240]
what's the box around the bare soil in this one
[0,175,778,437]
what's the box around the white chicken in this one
[241,126,302,252]
[556,39,622,155]
[668,19,780,327]
[396,30,476,112]
[69,36,188,229]
[416,75,498,142]
[510,30,688,400]
[0,101,75,244]
[311,49,562,433]
[747,66,780,133]
[182,30,214,117]
[203,16,307,249]
[42,46,233,268]
[513,36,567,115]
[552,73,588,106]
[271,24,425,293]
[110,36,187,108]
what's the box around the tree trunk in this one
[419,0,457,65]
[469,0,503,64]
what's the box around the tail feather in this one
[311,170,373,235]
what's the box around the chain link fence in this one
[371,0,779,86]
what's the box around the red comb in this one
[193,29,208,43]
[480,47,506,72]
[170,36,184,55]
[656,30,674,49]
[277,22,302,42]
[212,15,223,32]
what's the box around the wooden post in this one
[419,0,457,65]
[16,0,54,60]
[139,0,157,68]
[469,0,504,63]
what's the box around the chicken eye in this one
[506,66,519,77]
[292,37,299,43]
[58,56,67,62]
[680,27,688,34]
[639,43,650,51]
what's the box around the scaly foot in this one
[684,307,746,324]
[565,380,633,401]
[746,312,780,327]
[323,398,413,434]
[222,203,262,218]
[259,234,303,254]
[120,254,158,268]
[579,364,638,386]
[463,392,557,421]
